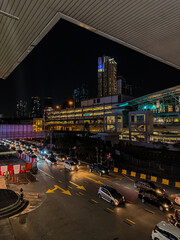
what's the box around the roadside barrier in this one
[122,169,127,175]
[151,176,157,182]
[162,178,169,185]
[140,174,146,179]
[117,168,180,188]
[114,167,118,173]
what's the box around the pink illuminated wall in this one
[0,124,45,139]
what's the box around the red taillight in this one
[176,197,178,200]
[153,228,156,233]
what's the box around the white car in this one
[64,160,79,171]
[175,195,180,205]
[152,221,180,240]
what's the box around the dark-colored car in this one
[46,156,57,165]
[134,180,165,195]
[98,185,125,206]
[89,163,110,176]
[139,190,173,211]
[70,157,80,166]
[56,154,67,162]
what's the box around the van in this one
[152,221,180,240]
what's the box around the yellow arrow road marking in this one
[126,219,135,225]
[85,176,103,184]
[68,186,72,189]
[69,181,86,190]
[46,185,58,193]
[124,186,131,189]
[54,185,71,196]
[46,185,71,196]
[91,199,98,203]
[134,190,139,193]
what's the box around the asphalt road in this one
[5,159,180,240]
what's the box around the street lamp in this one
[68,100,74,108]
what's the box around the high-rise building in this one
[117,76,132,96]
[98,56,117,97]
[73,84,88,107]
[31,96,42,118]
[16,100,28,119]
[44,97,53,108]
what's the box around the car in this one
[55,154,67,162]
[69,157,80,166]
[139,190,173,211]
[98,185,125,206]
[175,195,180,205]
[134,180,165,195]
[152,221,180,240]
[45,156,57,165]
[64,160,79,171]
[89,163,109,176]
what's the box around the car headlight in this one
[115,199,119,205]
[163,204,168,208]
[102,170,105,173]
[156,189,162,194]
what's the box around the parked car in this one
[134,180,165,195]
[56,154,67,162]
[98,185,125,206]
[152,221,180,240]
[88,163,109,176]
[175,195,180,205]
[139,190,173,211]
[45,156,57,165]
[64,160,79,171]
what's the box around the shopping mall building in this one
[43,85,180,143]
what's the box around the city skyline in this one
[0,19,180,117]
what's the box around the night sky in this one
[1,19,180,117]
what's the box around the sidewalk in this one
[0,175,7,189]
[0,176,15,240]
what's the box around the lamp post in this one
[68,100,74,108]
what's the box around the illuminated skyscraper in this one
[31,96,42,118]
[98,56,117,97]
[117,76,132,96]
[16,100,28,118]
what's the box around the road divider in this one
[151,176,157,182]
[116,168,180,188]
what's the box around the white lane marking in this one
[38,169,54,179]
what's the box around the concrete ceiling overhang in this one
[1,0,180,79]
